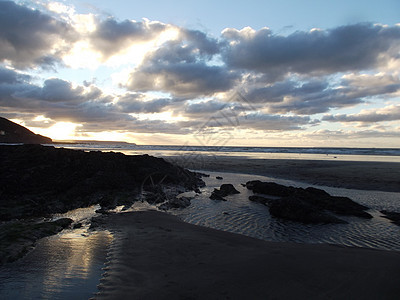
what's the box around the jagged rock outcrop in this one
[210,183,240,201]
[0,144,203,220]
[0,117,52,144]
[246,180,372,224]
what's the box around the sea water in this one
[51,143,400,163]
[0,207,112,300]
[173,171,400,251]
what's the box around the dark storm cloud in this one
[90,18,165,59]
[0,1,76,69]
[222,23,400,78]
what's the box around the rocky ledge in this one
[0,144,203,221]
[246,180,372,224]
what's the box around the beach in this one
[2,146,400,299]
[93,156,400,299]
[95,210,400,299]
[167,156,400,192]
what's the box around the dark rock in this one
[248,195,273,205]
[158,197,192,210]
[246,180,372,223]
[303,195,372,219]
[73,223,83,229]
[246,180,295,197]
[216,176,223,180]
[89,215,108,229]
[210,183,239,201]
[380,210,400,226]
[268,197,347,224]
[95,208,111,214]
[305,187,331,197]
[0,144,203,221]
[209,192,226,201]
[219,184,240,196]
[143,185,166,204]
[0,117,52,144]
[196,172,210,178]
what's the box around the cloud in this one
[237,113,313,131]
[89,18,166,59]
[184,100,227,115]
[323,105,400,123]
[0,1,76,69]
[222,24,400,80]
[125,28,239,97]
[127,63,238,97]
[116,93,172,113]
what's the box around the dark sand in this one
[167,156,400,192]
[95,211,400,299]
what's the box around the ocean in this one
[51,143,400,163]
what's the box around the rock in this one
[268,197,347,224]
[209,192,226,201]
[219,184,240,195]
[210,183,239,201]
[158,197,192,210]
[196,172,210,178]
[216,176,223,180]
[89,215,108,229]
[380,210,400,226]
[303,195,372,219]
[246,180,372,222]
[248,195,273,205]
[0,144,203,221]
[246,180,295,196]
[73,223,83,229]
[95,208,112,214]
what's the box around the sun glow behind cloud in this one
[34,122,82,141]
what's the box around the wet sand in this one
[95,211,400,299]
[167,156,400,192]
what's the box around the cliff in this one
[0,117,52,144]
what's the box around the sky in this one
[0,0,400,147]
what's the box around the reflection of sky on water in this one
[0,229,112,299]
